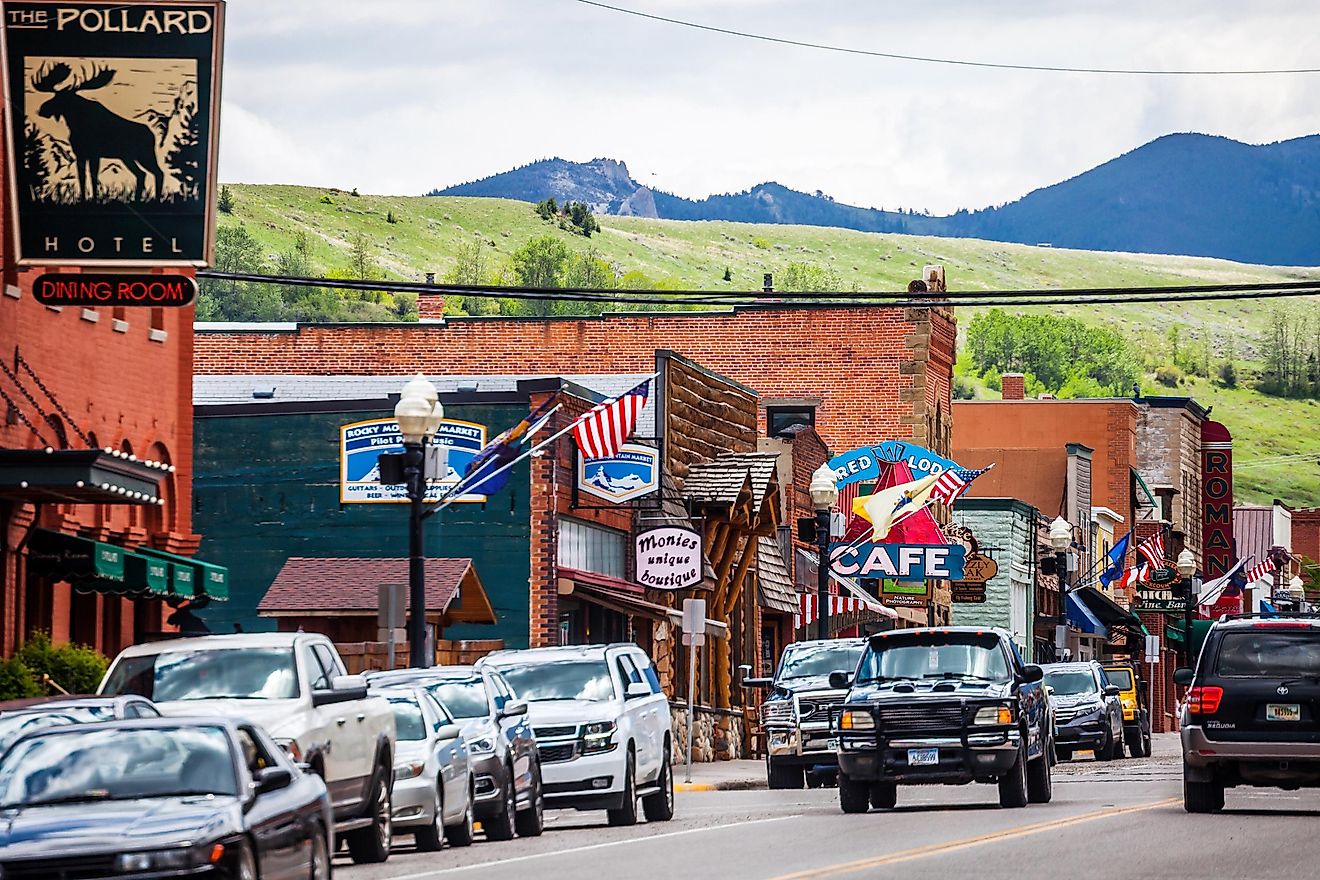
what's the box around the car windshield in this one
[424,679,490,719]
[0,711,97,751]
[496,660,616,702]
[388,697,428,741]
[103,648,300,701]
[778,642,863,681]
[0,726,238,807]
[1045,671,1098,696]
[1106,668,1134,690]
[1215,631,1320,677]
[858,634,1010,683]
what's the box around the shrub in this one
[0,656,39,700]
[953,374,978,400]
[15,632,110,695]
[1154,364,1185,387]
[752,236,771,250]
[217,184,234,214]
[319,194,333,205]
[722,267,732,282]
[1217,360,1237,388]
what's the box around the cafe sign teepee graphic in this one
[1,1,225,266]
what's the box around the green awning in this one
[136,547,229,601]
[27,529,125,582]
[124,552,171,596]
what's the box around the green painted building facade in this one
[950,497,1039,661]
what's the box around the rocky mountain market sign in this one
[576,442,659,504]
[830,542,967,581]
[1,1,226,266]
[634,526,702,590]
[340,417,487,504]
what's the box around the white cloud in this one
[217,0,1320,213]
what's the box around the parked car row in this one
[0,633,675,878]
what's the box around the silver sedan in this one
[376,685,476,850]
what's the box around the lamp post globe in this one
[400,374,439,407]
[1177,548,1196,578]
[1048,516,1071,552]
[809,464,839,511]
[394,394,435,445]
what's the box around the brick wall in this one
[194,305,957,455]
[1001,373,1025,400]
[1292,508,1320,564]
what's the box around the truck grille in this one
[876,704,965,731]
[2,854,117,880]
[797,693,845,722]
[535,725,578,739]
[539,743,578,763]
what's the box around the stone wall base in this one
[670,705,748,762]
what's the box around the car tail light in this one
[1252,622,1312,629]
[1187,686,1223,715]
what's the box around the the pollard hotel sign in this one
[1,1,225,266]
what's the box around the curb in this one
[675,779,767,792]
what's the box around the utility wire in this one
[574,0,1320,77]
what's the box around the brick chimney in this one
[417,294,446,322]
[1001,373,1025,400]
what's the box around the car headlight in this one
[117,842,225,873]
[839,709,874,731]
[468,736,496,755]
[273,738,302,761]
[1075,703,1104,718]
[582,720,618,754]
[395,761,425,781]
[762,700,795,723]
[973,705,1014,726]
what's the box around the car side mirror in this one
[1173,668,1194,686]
[500,699,528,718]
[254,766,293,795]
[828,671,852,690]
[312,674,369,707]
[625,682,651,699]
[436,723,461,741]
[1020,665,1044,684]
[1104,685,1121,697]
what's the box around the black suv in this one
[1177,613,1320,813]
[830,627,1053,812]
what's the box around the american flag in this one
[572,378,650,460]
[1120,564,1151,588]
[1136,532,1165,569]
[929,466,991,506]
[1245,556,1277,584]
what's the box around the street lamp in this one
[395,375,443,668]
[1177,548,1197,668]
[810,464,839,640]
[1049,516,1072,662]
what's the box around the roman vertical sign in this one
[1,1,226,266]
[1201,421,1234,580]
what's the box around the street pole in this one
[1182,573,1193,668]
[405,441,429,669]
[817,506,832,640]
[1056,549,1068,663]
[685,639,697,783]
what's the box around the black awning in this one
[0,448,164,505]
[1073,586,1144,635]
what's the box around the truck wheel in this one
[1183,761,1225,813]
[346,763,392,864]
[484,769,518,841]
[869,782,897,809]
[1055,747,1072,762]
[1094,728,1114,762]
[607,750,639,827]
[998,741,1029,808]
[1026,739,1053,804]
[838,771,870,814]
[1140,729,1152,758]
[1124,726,1141,758]
[767,758,804,790]
[642,750,675,822]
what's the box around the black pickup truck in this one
[829,627,1054,812]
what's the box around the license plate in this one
[826,738,839,750]
[1267,703,1301,722]
[907,748,939,766]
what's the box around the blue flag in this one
[460,395,558,497]
[1099,532,1131,588]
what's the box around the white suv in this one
[480,643,673,825]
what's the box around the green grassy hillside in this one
[215,183,1320,506]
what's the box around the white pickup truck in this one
[99,632,398,863]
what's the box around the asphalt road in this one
[337,735,1320,880]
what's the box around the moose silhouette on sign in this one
[31,62,164,202]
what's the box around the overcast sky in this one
[219,0,1320,215]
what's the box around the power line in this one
[574,0,1320,76]
[576,0,1320,77]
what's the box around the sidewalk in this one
[674,759,766,792]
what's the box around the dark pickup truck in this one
[829,627,1054,812]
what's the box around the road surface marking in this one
[768,798,1179,880]
[386,814,801,878]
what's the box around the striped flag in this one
[1245,556,1277,584]
[1120,564,1151,589]
[573,378,650,460]
[929,465,991,506]
[1136,532,1165,568]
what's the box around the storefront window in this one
[558,517,626,579]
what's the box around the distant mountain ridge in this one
[431,134,1320,266]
